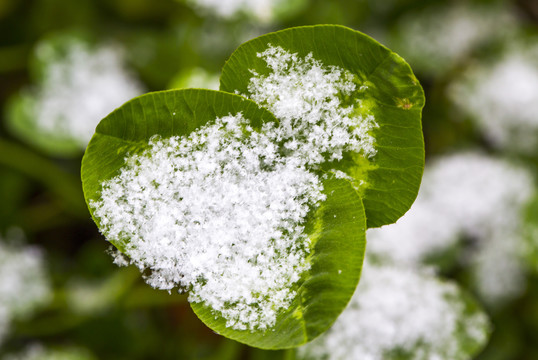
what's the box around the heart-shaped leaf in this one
[81,89,366,349]
[220,25,425,228]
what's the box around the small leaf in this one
[220,25,425,228]
[6,94,82,157]
[82,89,366,349]
[5,33,142,157]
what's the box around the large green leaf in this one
[192,176,366,349]
[220,25,425,228]
[82,89,277,224]
[81,89,366,349]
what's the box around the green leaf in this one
[220,25,425,228]
[4,33,93,157]
[5,32,141,157]
[81,89,366,349]
[5,94,83,157]
[452,289,492,360]
[192,176,365,349]
[523,193,538,271]
[82,89,276,234]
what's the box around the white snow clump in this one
[92,113,322,331]
[247,45,378,164]
[0,236,51,345]
[22,39,142,148]
[91,45,378,331]
[394,4,515,74]
[368,152,535,304]
[297,261,489,360]
[449,45,538,153]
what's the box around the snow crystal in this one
[0,235,51,345]
[92,44,378,330]
[331,170,354,182]
[247,45,378,165]
[297,261,489,360]
[22,39,142,148]
[368,152,534,304]
[91,113,325,331]
[394,4,515,74]
[449,45,538,153]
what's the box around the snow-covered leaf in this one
[220,25,425,228]
[81,89,366,349]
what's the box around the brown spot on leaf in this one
[396,98,412,110]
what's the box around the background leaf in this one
[5,33,94,157]
[6,94,83,157]
[220,25,425,228]
[295,262,491,360]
